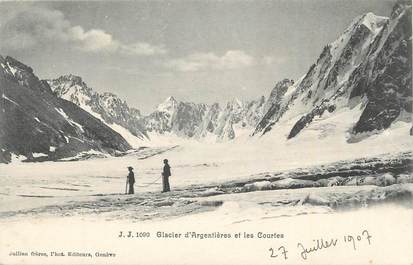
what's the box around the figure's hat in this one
[128,166,133,170]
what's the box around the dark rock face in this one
[172,102,207,137]
[0,56,131,163]
[1,56,53,94]
[197,103,221,136]
[353,3,412,133]
[254,79,294,135]
[145,111,174,134]
[245,96,266,126]
[287,103,336,139]
[47,75,148,140]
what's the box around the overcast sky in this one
[0,0,396,113]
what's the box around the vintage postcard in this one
[0,0,412,264]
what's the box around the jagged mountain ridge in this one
[144,95,267,141]
[254,2,412,140]
[47,75,149,144]
[0,56,131,163]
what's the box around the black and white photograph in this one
[0,0,412,264]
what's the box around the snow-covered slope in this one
[47,75,149,147]
[255,2,412,141]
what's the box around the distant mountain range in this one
[47,75,270,143]
[0,1,411,163]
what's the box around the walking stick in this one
[161,173,164,192]
[125,179,128,194]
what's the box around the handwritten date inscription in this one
[269,229,372,260]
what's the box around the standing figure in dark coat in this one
[127,166,135,194]
[162,159,171,192]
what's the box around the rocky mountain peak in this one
[54,74,86,88]
[262,78,294,114]
[101,92,121,102]
[4,56,33,73]
[157,96,178,113]
[226,97,244,111]
[47,75,148,143]
[47,75,93,104]
[358,12,388,33]
[0,55,52,94]
[166,96,177,102]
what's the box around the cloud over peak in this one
[165,50,256,72]
[0,7,167,56]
